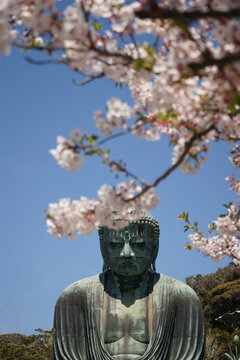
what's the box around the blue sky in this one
[0,44,238,335]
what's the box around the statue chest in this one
[103,295,150,358]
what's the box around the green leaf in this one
[189,153,198,160]
[184,242,192,250]
[142,61,153,70]
[177,212,189,222]
[82,133,89,141]
[228,90,240,114]
[100,149,110,157]
[182,67,194,78]
[159,109,177,123]
[135,115,148,124]
[50,13,58,21]
[45,212,52,220]
[88,135,98,144]
[173,20,189,34]
[85,148,99,156]
[184,225,191,232]
[133,58,153,72]
[223,201,233,209]
[169,137,178,146]
[209,223,216,230]
[145,47,156,58]
[28,38,43,48]
[115,82,123,88]
[93,20,103,31]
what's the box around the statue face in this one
[100,224,155,276]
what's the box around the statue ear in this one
[150,241,158,273]
[102,261,108,273]
[149,261,156,273]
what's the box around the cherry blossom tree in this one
[1,0,240,263]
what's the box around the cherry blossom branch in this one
[72,72,105,86]
[189,51,240,72]
[24,51,106,86]
[80,1,134,65]
[136,7,240,21]
[95,122,146,147]
[104,159,149,186]
[178,200,240,265]
[128,123,216,202]
[14,41,133,83]
[12,41,68,65]
[96,129,132,147]
[24,57,60,66]
[89,45,134,64]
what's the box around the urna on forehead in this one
[98,209,160,245]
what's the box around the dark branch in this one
[136,7,240,21]
[128,123,216,202]
[24,57,60,66]
[90,45,133,64]
[72,71,104,86]
[96,129,131,147]
[96,123,146,148]
[189,51,240,72]
[109,160,148,186]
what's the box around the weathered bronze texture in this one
[53,210,205,359]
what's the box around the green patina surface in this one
[53,210,205,359]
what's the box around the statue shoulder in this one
[55,273,103,306]
[154,273,201,302]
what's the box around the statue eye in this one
[109,237,123,245]
[131,237,145,245]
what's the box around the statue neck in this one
[111,270,150,287]
[104,270,153,304]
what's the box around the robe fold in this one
[53,273,205,360]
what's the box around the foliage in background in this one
[187,264,240,359]
[0,329,53,360]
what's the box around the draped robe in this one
[53,273,205,360]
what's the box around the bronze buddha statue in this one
[53,210,205,359]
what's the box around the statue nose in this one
[120,242,134,258]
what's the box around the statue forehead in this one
[102,223,153,236]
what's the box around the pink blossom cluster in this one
[188,203,240,265]
[94,97,132,137]
[2,1,240,163]
[46,181,161,237]
[188,177,240,264]
[49,133,84,171]
[226,173,240,196]
[2,0,240,257]
[229,144,240,170]
[0,0,18,55]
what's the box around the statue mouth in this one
[119,260,134,265]
[114,257,146,264]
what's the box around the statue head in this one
[98,210,160,276]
